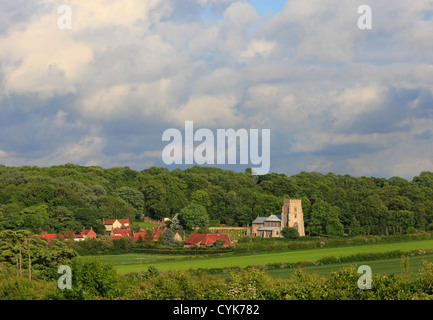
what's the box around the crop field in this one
[94,238,433,276]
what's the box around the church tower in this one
[280,199,305,236]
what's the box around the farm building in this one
[185,233,231,247]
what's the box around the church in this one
[247,199,305,238]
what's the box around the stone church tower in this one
[280,199,305,236]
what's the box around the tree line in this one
[0,164,433,237]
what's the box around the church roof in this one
[265,215,281,222]
[258,227,279,231]
[252,217,267,224]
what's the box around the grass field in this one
[266,253,433,279]
[95,238,433,276]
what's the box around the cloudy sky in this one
[0,0,433,179]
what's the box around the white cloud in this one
[168,93,241,127]
[240,39,275,59]
[1,0,433,177]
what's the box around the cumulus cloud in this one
[0,0,433,178]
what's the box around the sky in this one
[0,0,433,179]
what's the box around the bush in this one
[281,227,300,239]
[0,270,56,300]
[51,257,131,300]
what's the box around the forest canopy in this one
[0,164,432,237]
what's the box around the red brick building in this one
[185,233,231,247]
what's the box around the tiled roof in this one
[152,227,166,241]
[252,217,267,224]
[258,227,278,231]
[38,234,57,241]
[113,229,132,237]
[103,218,130,227]
[185,233,231,247]
[265,215,281,222]
[133,232,146,240]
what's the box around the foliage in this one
[179,203,209,230]
[281,227,300,239]
[51,257,131,300]
[1,165,433,238]
[6,254,433,300]
[0,230,78,280]
[162,228,177,246]
[0,270,56,300]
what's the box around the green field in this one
[266,253,433,279]
[95,238,433,275]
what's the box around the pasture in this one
[95,238,433,276]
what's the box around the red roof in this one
[103,218,131,229]
[80,228,97,238]
[185,233,231,247]
[132,228,167,241]
[38,234,57,242]
[103,219,116,225]
[133,232,146,241]
[152,227,166,241]
[113,228,132,237]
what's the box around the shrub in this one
[51,257,131,300]
[0,270,56,300]
[281,227,300,239]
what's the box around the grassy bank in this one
[99,238,433,274]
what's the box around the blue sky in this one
[0,0,433,179]
[248,0,286,16]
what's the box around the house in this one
[38,233,57,242]
[247,199,305,238]
[133,232,147,241]
[133,227,183,242]
[152,226,166,241]
[113,228,133,238]
[153,227,183,242]
[185,233,231,247]
[74,227,97,241]
[103,218,131,235]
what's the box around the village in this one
[38,217,233,248]
[37,199,305,249]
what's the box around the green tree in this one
[114,186,145,219]
[281,227,300,239]
[358,194,389,235]
[388,210,415,234]
[0,230,77,280]
[179,203,209,230]
[348,216,364,236]
[190,189,211,208]
[162,228,176,246]
[307,200,344,236]
[169,214,181,231]
[51,257,129,299]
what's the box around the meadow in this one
[96,238,433,276]
[266,253,433,279]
